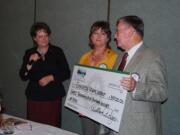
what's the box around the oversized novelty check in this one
[65,65,129,132]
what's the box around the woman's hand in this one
[26,53,41,71]
[39,75,54,87]
[29,53,41,63]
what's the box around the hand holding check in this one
[121,74,137,92]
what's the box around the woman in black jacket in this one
[19,22,70,127]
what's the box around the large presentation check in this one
[65,65,129,132]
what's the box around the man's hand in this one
[121,75,137,92]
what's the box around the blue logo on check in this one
[77,69,86,77]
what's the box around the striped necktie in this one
[118,52,128,71]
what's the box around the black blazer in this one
[19,44,70,101]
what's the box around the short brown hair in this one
[89,21,111,49]
[30,22,51,37]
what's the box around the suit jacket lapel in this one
[113,44,148,72]
[125,44,147,72]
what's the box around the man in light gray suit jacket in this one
[109,15,168,135]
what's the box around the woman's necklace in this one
[89,48,107,66]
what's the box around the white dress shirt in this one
[125,41,143,69]
[125,41,143,94]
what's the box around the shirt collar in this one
[126,41,143,65]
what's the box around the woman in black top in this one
[19,22,70,127]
